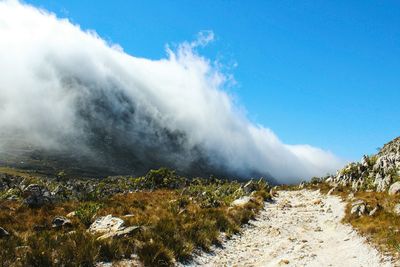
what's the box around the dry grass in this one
[0,170,269,266]
[342,191,400,258]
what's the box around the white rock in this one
[388,182,400,195]
[89,215,124,234]
[66,211,76,218]
[97,226,141,240]
[231,196,252,207]
[351,200,367,216]
[369,206,379,216]
[393,204,400,215]
[327,188,335,195]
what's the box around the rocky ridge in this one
[325,137,400,192]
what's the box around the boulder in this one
[388,182,400,195]
[393,204,400,216]
[66,211,76,218]
[97,225,141,240]
[350,200,367,216]
[231,196,252,207]
[52,216,72,228]
[88,215,141,240]
[23,184,52,207]
[0,227,9,238]
[88,215,125,234]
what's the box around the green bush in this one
[75,202,102,227]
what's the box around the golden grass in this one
[342,191,400,258]
[0,185,268,266]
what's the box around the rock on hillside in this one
[325,137,400,192]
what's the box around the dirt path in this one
[185,190,394,267]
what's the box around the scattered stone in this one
[270,189,279,197]
[89,215,125,234]
[52,216,72,228]
[231,196,252,207]
[98,226,141,240]
[369,206,381,216]
[23,184,52,207]
[327,187,336,195]
[279,199,292,209]
[313,199,322,205]
[350,200,367,217]
[0,227,9,238]
[66,211,76,218]
[347,192,355,200]
[393,204,400,215]
[279,259,290,265]
[389,182,400,195]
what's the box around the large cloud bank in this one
[0,1,343,183]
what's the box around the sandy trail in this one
[186,190,393,267]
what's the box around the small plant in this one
[75,202,102,227]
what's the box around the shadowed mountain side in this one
[0,81,274,181]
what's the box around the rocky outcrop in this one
[325,137,400,193]
[22,184,53,207]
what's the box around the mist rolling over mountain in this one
[0,1,343,183]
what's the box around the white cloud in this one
[0,1,344,183]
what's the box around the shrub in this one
[138,240,174,267]
[75,202,102,227]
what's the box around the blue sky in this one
[25,0,400,160]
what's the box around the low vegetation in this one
[0,167,270,266]
[342,191,400,258]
